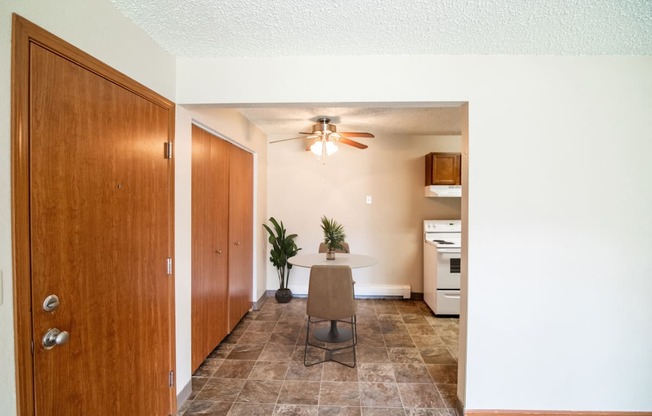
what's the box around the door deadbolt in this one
[42,328,70,349]
[42,295,60,312]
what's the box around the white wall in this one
[177,55,652,411]
[0,2,176,415]
[174,105,268,396]
[173,108,193,400]
[458,102,470,406]
[266,134,461,295]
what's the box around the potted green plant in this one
[320,215,346,260]
[263,217,301,303]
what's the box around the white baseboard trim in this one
[288,283,411,299]
[176,378,192,410]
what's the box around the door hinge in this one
[164,142,173,159]
[167,257,173,275]
[169,370,175,388]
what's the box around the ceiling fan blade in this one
[340,138,368,149]
[269,136,308,144]
[341,132,375,138]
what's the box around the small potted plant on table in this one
[320,215,347,260]
[263,217,301,303]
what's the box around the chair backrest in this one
[318,242,350,253]
[306,265,356,320]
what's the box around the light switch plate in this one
[366,195,372,204]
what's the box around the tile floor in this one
[177,298,459,416]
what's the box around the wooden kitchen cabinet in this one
[425,152,461,185]
[191,125,253,371]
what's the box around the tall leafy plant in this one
[320,215,347,251]
[263,217,301,290]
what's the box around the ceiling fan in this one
[272,117,375,158]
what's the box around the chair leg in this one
[304,316,328,367]
[329,316,356,368]
[304,316,311,367]
[304,315,357,368]
[351,315,357,367]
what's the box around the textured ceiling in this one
[111,0,652,57]
[109,0,650,140]
[235,105,463,139]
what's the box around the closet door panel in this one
[209,135,231,343]
[191,125,229,371]
[228,146,254,331]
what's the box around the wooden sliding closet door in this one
[191,125,253,367]
[191,125,229,370]
[228,146,254,331]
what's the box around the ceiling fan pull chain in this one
[321,137,326,161]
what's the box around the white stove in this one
[423,220,461,315]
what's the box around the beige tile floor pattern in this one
[177,298,459,416]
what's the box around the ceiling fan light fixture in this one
[325,140,338,155]
[310,139,338,156]
[273,116,372,156]
[309,140,322,156]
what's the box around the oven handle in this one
[443,294,461,299]
[438,249,461,254]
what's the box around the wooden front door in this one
[12,17,175,415]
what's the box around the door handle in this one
[215,249,222,255]
[234,241,240,246]
[42,328,70,350]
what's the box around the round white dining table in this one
[288,253,376,343]
[288,253,377,269]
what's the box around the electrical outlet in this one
[366,195,372,204]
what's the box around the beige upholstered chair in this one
[304,265,357,368]
[318,242,350,253]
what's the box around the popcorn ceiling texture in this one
[110,0,652,57]
[235,106,464,136]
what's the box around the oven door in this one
[436,250,461,289]
[436,290,460,315]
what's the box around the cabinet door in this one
[425,152,461,185]
[228,145,254,331]
[191,125,230,371]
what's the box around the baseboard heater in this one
[288,283,411,299]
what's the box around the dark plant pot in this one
[275,288,292,303]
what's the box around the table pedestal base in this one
[314,320,352,343]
